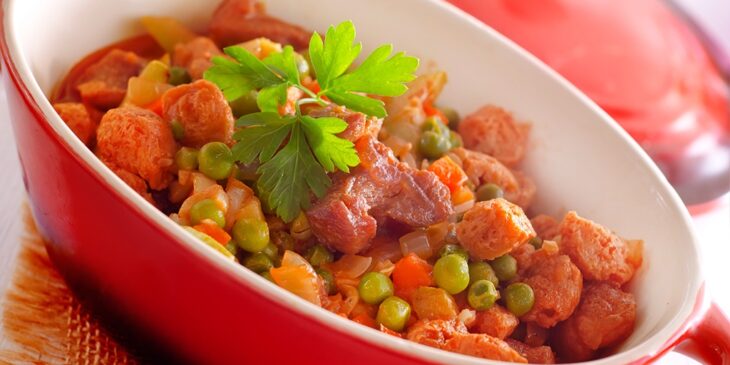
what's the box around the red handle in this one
[674,302,730,365]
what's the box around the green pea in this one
[476,183,504,202]
[316,268,336,295]
[377,296,411,332]
[224,241,238,256]
[491,254,517,281]
[503,282,535,317]
[529,236,543,249]
[305,244,334,267]
[358,272,394,305]
[189,199,226,228]
[449,131,463,148]
[233,218,270,253]
[261,243,280,263]
[260,271,274,282]
[469,261,499,287]
[433,254,470,294]
[440,106,461,130]
[229,90,260,117]
[420,131,450,159]
[437,244,470,261]
[198,142,234,180]
[244,252,274,273]
[168,66,191,86]
[468,279,500,311]
[175,147,199,170]
[171,120,185,141]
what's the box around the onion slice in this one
[399,230,433,259]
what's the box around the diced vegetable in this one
[412,286,458,320]
[244,252,274,273]
[326,255,373,279]
[316,268,336,295]
[468,279,499,311]
[183,226,234,260]
[233,217,270,253]
[476,183,504,202]
[529,237,543,249]
[427,156,468,193]
[392,253,433,301]
[377,296,411,332]
[270,250,323,306]
[175,147,199,170]
[503,282,535,317]
[305,244,334,267]
[192,221,231,245]
[469,261,499,287]
[290,212,312,241]
[141,16,197,53]
[123,60,173,107]
[168,66,191,86]
[433,254,470,294]
[440,106,461,130]
[190,198,226,228]
[358,272,395,305]
[437,244,469,261]
[399,230,432,259]
[238,37,283,60]
[491,254,518,281]
[198,142,234,180]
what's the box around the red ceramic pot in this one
[1,0,728,363]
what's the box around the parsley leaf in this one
[308,21,361,90]
[257,123,330,222]
[232,112,294,164]
[301,116,359,173]
[263,45,301,84]
[331,44,419,96]
[204,46,282,101]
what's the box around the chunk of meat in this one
[103,161,153,203]
[162,80,234,148]
[524,322,549,347]
[558,211,643,285]
[472,305,519,339]
[530,214,560,240]
[53,102,100,145]
[457,105,530,167]
[451,148,534,209]
[553,282,637,362]
[96,106,176,190]
[406,319,467,349]
[209,0,311,49]
[307,137,453,254]
[76,49,145,110]
[172,37,223,80]
[521,255,582,328]
[308,104,383,142]
[511,240,560,276]
[456,198,535,260]
[442,333,527,363]
[505,339,556,364]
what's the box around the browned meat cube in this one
[162,80,234,148]
[452,148,534,209]
[472,305,519,339]
[308,104,382,142]
[457,105,530,167]
[76,49,145,110]
[53,102,99,145]
[505,339,556,364]
[521,255,582,328]
[456,198,535,260]
[307,137,452,254]
[96,106,176,190]
[406,319,467,349]
[442,333,527,363]
[173,37,223,80]
[559,211,643,285]
[553,282,637,362]
[530,214,560,240]
[209,0,311,49]
[103,161,153,203]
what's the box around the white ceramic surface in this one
[3,0,704,363]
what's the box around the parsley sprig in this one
[204,21,419,222]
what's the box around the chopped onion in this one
[457,309,477,328]
[399,230,433,259]
[363,237,403,263]
[225,178,255,230]
[271,250,322,306]
[327,255,373,279]
[370,259,396,277]
[453,199,475,215]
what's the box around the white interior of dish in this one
[3,0,703,363]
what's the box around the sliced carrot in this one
[392,253,434,302]
[423,99,448,124]
[451,185,475,205]
[428,156,468,193]
[193,221,232,245]
[352,313,377,329]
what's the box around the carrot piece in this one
[451,185,475,205]
[423,99,448,124]
[352,313,377,329]
[379,324,404,338]
[428,156,468,193]
[392,253,434,302]
[146,97,164,117]
[193,221,232,245]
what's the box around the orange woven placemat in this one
[0,209,139,365]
